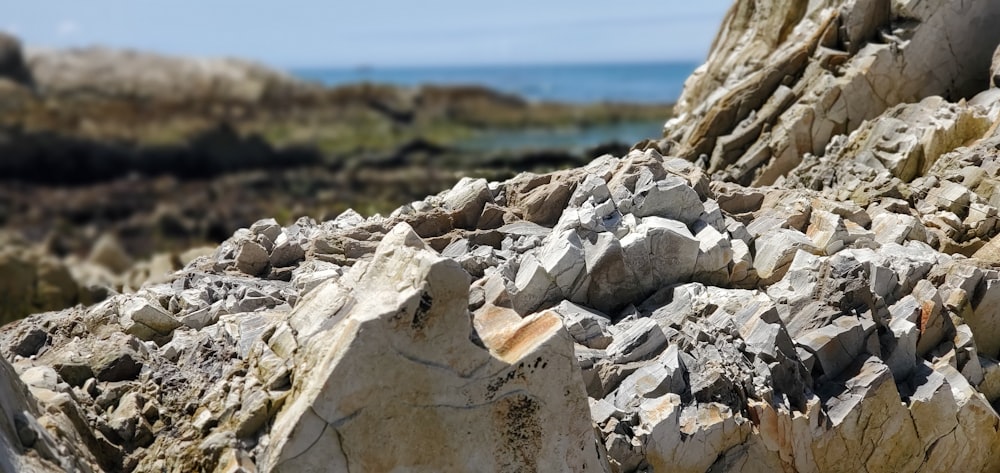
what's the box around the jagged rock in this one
[234,240,269,276]
[5,1,1000,471]
[552,301,613,349]
[667,0,1000,187]
[969,279,1000,358]
[119,297,181,342]
[262,224,604,471]
[753,229,820,282]
[442,177,492,229]
[631,175,704,223]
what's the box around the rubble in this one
[4,0,1000,472]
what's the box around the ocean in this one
[289,62,698,152]
[290,61,698,104]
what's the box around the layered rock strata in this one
[5,0,1000,472]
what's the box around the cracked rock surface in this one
[6,1,1000,472]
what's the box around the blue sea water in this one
[290,61,698,104]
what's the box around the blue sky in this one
[4,1,732,68]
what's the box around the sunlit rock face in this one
[262,223,603,472]
[665,0,1000,187]
[5,1,1000,472]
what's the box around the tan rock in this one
[263,223,605,472]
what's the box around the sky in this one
[3,1,732,68]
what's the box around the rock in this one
[753,230,820,282]
[119,298,181,341]
[442,177,492,229]
[0,241,82,325]
[11,327,48,357]
[91,346,142,382]
[87,233,134,274]
[621,216,700,291]
[1,355,96,472]
[969,279,1000,358]
[993,43,1000,88]
[5,2,1000,470]
[268,235,305,268]
[606,318,667,364]
[0,32,31,84]
[249,218,281,243]
[552,301,612,349]
[631,175,703,224]
[262,223,604,471]
[611,344,686,409]
[796,316,869,381]
[234,240,269,276]
[53,359,94,388]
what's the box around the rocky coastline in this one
[5,0,1000,472]
[0,34,669,324]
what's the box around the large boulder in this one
[263,223,604,471]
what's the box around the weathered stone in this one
[234,240,269,276]
[970,279,1000,358]
[92,347,142,382]
[262,223,604,471]
[268,235,305,268]
[753,229,820,282]
[53,359,94,388]
[796,316,868,381]
[87,233,133,274]
[606,318,667,365]
[631,176,703,224]
[552,301,612,349]
[611,344,686,409]
[442,177,492,229]
[249,218,281,243]
[12,327,48,357]
[119,298,181,341]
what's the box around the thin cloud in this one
[56,20,81,37]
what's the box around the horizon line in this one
[283,57,705,72]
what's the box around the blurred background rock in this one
[0,2,726,322]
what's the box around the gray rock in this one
[12,327,47,357]
[234,240,269,276]
[753,229,820,282]
[612,344,686,409]
[632,175,703,224]
[607,318,667,364]
[969,279,1000,358]
[53,360,93,388]
[119,298,181,341]
[442,177,492,229]
[250,218,282,243]
[796,316,869,381]
[552,301,613,349]
[92,347,142,382]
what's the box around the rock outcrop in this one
[665,0,1000,187]
[6,0,1000,472]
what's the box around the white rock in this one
[631,176,703,224]
[263,223,604,471]
[753,229,821,282]
[119,297,181,340]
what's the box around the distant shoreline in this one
[289,61,697,104]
